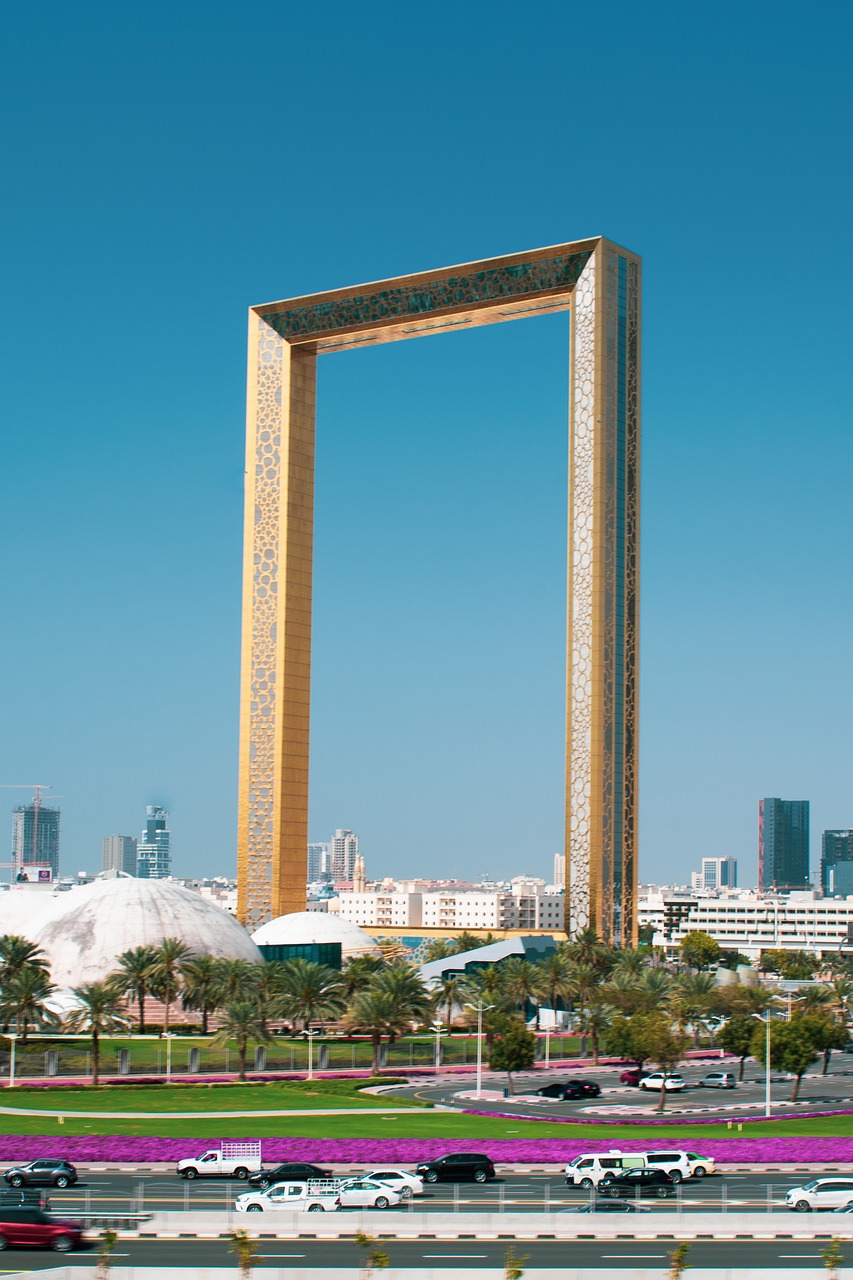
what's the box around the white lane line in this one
[778,1255,822,1259]
[601,1255,666,1259]
[259,1254,307,1259]
[422,1254,489,1259]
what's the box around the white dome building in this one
[29,877,262,989]
[251,911,381,963]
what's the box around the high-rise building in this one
[822,830,853,895]
[137,805,171,879]
[331,829,359,883]
[307,842,330,883]
[699,857,737,891]
[352,853,367,893]
[102,835,137,876]
[759,798,810,891]
[12,802,60,880]
[553,853,566,890]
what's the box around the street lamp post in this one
[474,1001,495,1100]
[7,1035,17,1089]
[544,1024,551,1068]
[432,1020,444,1074]
[165,1033,173,1085]
[306,1028,316,1081]
[752,1012,772,1118]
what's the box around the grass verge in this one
[0,1079,420,1114]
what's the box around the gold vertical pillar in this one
[566,241,640,946]
[237,313,316,929]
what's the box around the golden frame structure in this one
[238,237,641,945]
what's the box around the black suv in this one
[599,1169,675,1199]
[248,1162,331,1188]
[4,1161,77,1189]
[536,1080,601,1100]
[415,1154,495,1184]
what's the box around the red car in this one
[619,1068,651,1086]
[0,1208,82,1252]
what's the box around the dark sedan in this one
[248,1162,331,1188]
[565,1199,650,1213]
[599,1169,676,1199]
[415,1153,495,1184]
[4,1162,77,1189]
[536,1080,601,1100]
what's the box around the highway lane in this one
[4,1236,853,1269]
[41,1171,849,1216]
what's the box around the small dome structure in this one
[29,877,261,988]
[251,911,381,961]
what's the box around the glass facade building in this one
[822,829,853,895]
[136,805,171,879]
[12,803,60,879]
[759,798,810,891]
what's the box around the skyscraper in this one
[553,853,566,890]
[821,830,853,895]
[331,829,359,883]
[759,798,810,891]
[102,835,137,876]
[307,842,330,883]
[136,805,171,879]
[12,802,60,880]
[699,856,737,890]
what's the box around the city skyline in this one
[1,4,851,891]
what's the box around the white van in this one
[564,1151,645,1188]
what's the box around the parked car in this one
[697,1071,736,1089]
[415,1154,495,1184]
[786,1178,853,1212]
[337,1178,403,1209]
[536,1080,601,1100]
[564,1199,650,1213]
[248,1162,331,1189]
[360,1169,424,1199]
[638,1072,685,1092]
[599,1169,676,1199]
[235,1182,341,1213]
[0,1208,82,1251]
[619,1069,651,1086]
[4,1161,77,1189]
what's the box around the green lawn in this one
[0,1099,851,1140]
[1,1079,421,1113]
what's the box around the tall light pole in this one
[432,1020,444,1075]
[165,1033,173,1085]
[7,1035,16,1089]
[752,1012,772,1118]
[306,1028,316,1081]
[473,1001,495,1100]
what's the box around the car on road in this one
[235,1183,341,1213]
[3,1161,77,1189]
[565,1152,645,1187]
[535,1080,601,1100]
[619,1068,651,1086]
[415,1154,496,1183]
[640,1152,694,1183]
[638,1072,685,1092]
[697,1071,736,1089]
[786,1178,853,1211]
[599,1169,677,1199]
[360,1169,424,1199]
[685,1152,716,1178]
[248,1162,331,1188]
[832,1202,853,1213]
[337,1178,403,1209]
[0,1190,52,1209]
[564,1199,650,1213]
[0,1208,82,1251]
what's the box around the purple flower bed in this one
[3,1133,853,1164]
[464,1107,853,1127]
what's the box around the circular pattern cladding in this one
[30,877,262,989]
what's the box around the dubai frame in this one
[237,236,640,947]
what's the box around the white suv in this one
[786,1178,853,1212]
[565,1152,644,1188]
[638,1072,685,1091]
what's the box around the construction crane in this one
[0,785,54,879]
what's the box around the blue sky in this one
[1,1,850,887]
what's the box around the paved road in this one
[5,1236,853,1269]
[40,1171,841,1216]
[411,1057,853,1119]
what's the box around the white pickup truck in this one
[177,1142,263,1180]
[236,1182,341,1213]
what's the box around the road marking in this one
[601,1255,666,1259]
[259,1254,307,1258]
[778,1255,823,1259]
[422,1254,489,1259]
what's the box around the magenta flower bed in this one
[2,1133,853,1164]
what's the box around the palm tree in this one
[147,938,192,1037]
[0,968,60,1044]
[341,954,385,999]
[64,982,128,1084]
[537,952,574,1027]
[0,935,49,985]
[423,938,456,962]
[275,958,345,1030]
[180,955,221,1035]
[214,958,262,1006]
[610,948,646,979]
[566,927,612,976]
[566,962,600,1051]
[794,984,834,1015]
[369,963,432,1040]
[461,965,511,1016]
[115,945,158,1034]
[450,932,490,955]
[576,1001,616,1065]
[670,973,717,1046]
[212,1000,272,1080]
[344,989,409,1072]
[501,958,546,1028]
[435,976,462,1029]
